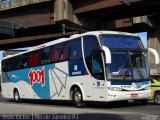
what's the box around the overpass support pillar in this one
[148,17,160,73]
[54,0,82,26]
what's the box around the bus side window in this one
[39,47,51,65]
[83,36,100,75]
[66,38,82,60]
[91,52,104,80]
[22,54,29,68]
[17,59,23,69]
[29,52,39,67]
[6,60,12,71]
[2,60,10,72]
[60,46,66,61]
[52,47,58,62]
[11,58,17,71]
[2,60,6,72]
[52,44,66,62]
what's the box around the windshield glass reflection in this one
[107,51,149,80]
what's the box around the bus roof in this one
[2,31,139,60]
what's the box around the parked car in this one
[148,74,160,105]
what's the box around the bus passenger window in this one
[66,38,82,60]
[22,54,29,69]
[83,36,100,76]
[23,58,28,68]
[52,44,66,62]
[91,53,104,80]
[2,61,6,72]
[17,60,23,69]
[60,47,66,61]
[5,60,12,72]
[29,52,39,67]
[40,47,51,65]
[7,63,11,71]
[52,47,58,62]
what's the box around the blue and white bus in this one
[1,31,153,107]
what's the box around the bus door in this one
[91,51,107,101]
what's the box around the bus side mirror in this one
[101,46,111,64]
[148,48,160,64]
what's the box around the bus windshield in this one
[100,34,149,80]
[100,34,143,50]
[130,52,149,80]
[107,51,131,80]
[106,51,149,80]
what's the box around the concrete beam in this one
[0,33,59,45]
[72,0,142,14]
[1,12,54,29]
[0,21,15,36]
[133,16,152,26]
[0,0,51,11]
[115,16,152,28]
[0,31,78,45]
[0,2,55,29]
[79,15,153,32]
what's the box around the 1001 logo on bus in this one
[28,67,45,87]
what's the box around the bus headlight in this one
[108,87,122,91]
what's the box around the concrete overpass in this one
[0,0,160,70]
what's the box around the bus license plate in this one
[131,94,138,97]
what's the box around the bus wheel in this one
[14,89,21,103]
[73,88,85,108]
[154,93,160,105]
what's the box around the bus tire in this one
[73,88,85,108]
[154,92,160,105]
[14,89,21,103]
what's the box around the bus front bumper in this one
[106,89,151,101]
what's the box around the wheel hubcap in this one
[74,92,82,105]
[155,94,160,104]
[15,92,19,101]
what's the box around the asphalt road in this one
[0,94,159,120]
